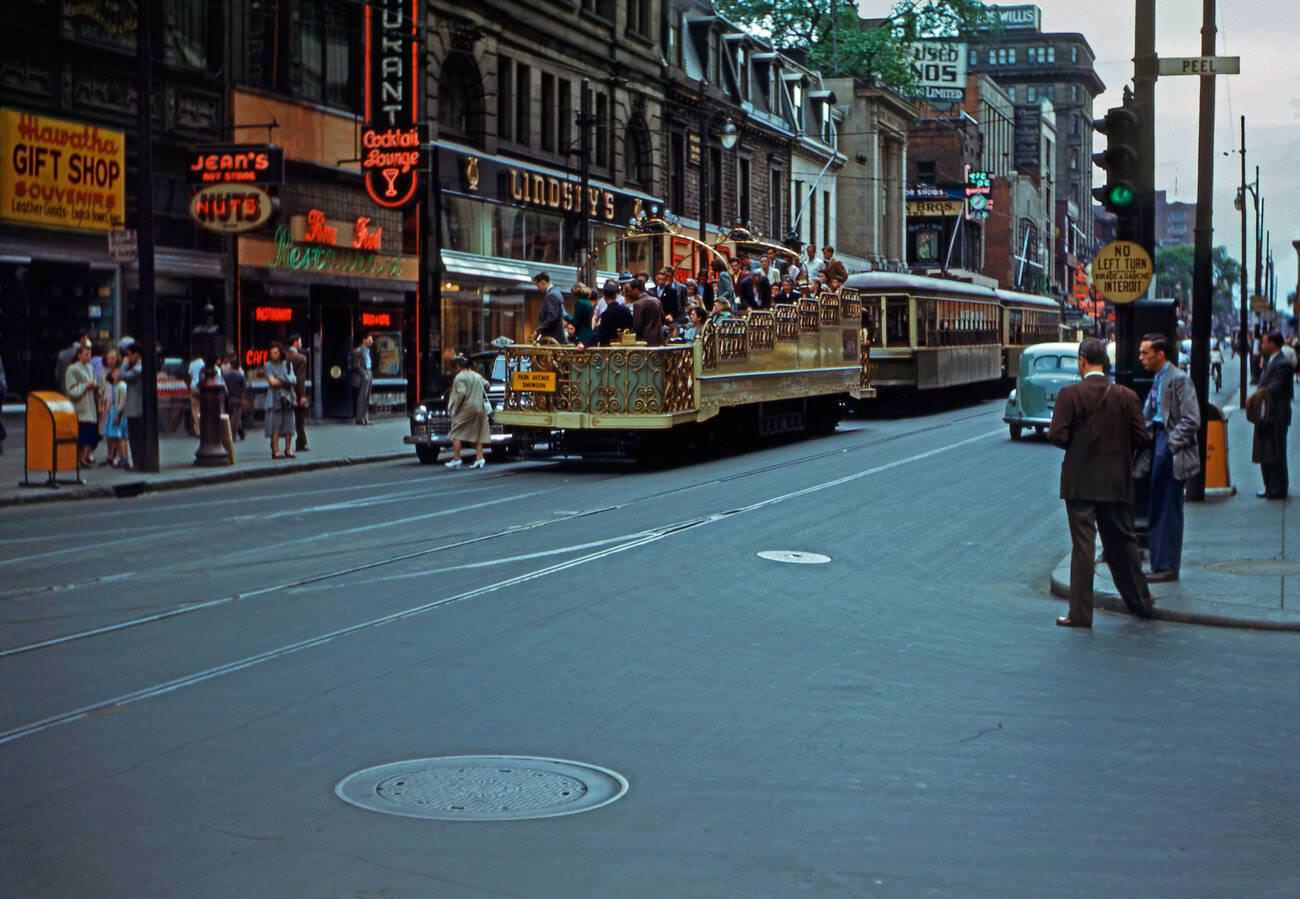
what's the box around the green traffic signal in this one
[1108,184,1136,209]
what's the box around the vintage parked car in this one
[1003,341,1082,440]
[405,350,517,463]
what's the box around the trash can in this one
[1204,402,1235,496]
[23,391,83,487]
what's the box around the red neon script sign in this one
[362,0,421,209]
[361,312,392,328]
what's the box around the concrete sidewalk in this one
[0,414,414,507]
[1049,401,1300,630]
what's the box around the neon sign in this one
[187,145,284,185]
[271,225,403,279]
[297,209,384,252]
[189,184,275,233]
[361,312,393,327]
[362,0,421,209]
[254,306,293,323]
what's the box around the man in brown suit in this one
[1047,338,1154,628]
[629,279,665,346]
[286,334,310,452]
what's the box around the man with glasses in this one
[1139,334,1201,581]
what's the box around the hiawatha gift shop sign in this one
[0,108,125,233]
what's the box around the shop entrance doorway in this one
[319,300,355,418]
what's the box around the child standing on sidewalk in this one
[103,369,129,468]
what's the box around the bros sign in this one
[362,0,421,209]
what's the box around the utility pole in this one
[1255,187,1263,302]
[135,0,159,472]
[1238,116,1248,407]
[1185,0,1216,501]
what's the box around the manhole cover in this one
[335,756,628,821]
[756,550,831,565]
[1206,559,1300,577]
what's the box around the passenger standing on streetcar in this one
[533,271,567,343]
[630,279,665,346]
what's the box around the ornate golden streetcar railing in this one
[818,293,842,325]
[502,345,696,415]
[774,304,799,341]
[797,298,820,332]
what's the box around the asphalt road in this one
[2,390,1298,899]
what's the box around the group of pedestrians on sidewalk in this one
[1050,330,1297,629]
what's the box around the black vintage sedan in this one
[404,351,516,463]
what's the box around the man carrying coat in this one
[1048,338,1155,628]
[1251,330,1294,499]
[1139,333,1200,582]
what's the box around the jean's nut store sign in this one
[0,108,125,232]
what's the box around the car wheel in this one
[1009,423,1023,441]
[416,445,439,465]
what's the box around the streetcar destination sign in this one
[1157,56,1240,76]
[1092,240,1153,304]
[511,371,557,393]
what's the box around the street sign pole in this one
[1186,0,1217,502]
[135,0,160,472]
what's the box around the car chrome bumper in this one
[405,431,513,448]
[1002,415,1053,427]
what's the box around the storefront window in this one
[442,291,524,364]
[443,196,484,254]
[492,206,564,263]
[590,225,619,272]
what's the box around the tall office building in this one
[964,5,1105,288]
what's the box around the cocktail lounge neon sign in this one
[362,0,420,209]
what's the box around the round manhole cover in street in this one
[335,756,628,822]
[757,550,832,565]
[1206,559,1300,577]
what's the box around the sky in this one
[861,0,1300,307]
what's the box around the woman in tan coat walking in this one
[445,354,490,469]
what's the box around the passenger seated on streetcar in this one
[711,297,734,321]
[680,305,709,341]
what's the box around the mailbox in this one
[23,391,83,487]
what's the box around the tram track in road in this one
[0,402,1002,659]
[0,421,1006,748]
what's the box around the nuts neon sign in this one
[189,184,275,233]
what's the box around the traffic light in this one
[1092,100,1142,220]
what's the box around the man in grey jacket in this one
[1140,333,1201,581]
[533,271,567,343]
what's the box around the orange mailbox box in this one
[23,391,83,488]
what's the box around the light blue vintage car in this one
[1003,341,1082,440]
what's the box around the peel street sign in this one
[1157,56,1240,76]
[1092,240,1153,304]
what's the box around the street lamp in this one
[718,118,739,150]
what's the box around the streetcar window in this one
[885,297,909,346]
[862,299,881,344]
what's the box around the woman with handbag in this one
[263,342,297,459]
[445,353,490,469]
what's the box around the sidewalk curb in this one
[2,450,412,508]
[1048,555,1300,632]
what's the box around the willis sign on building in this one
[363,0,422,209]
